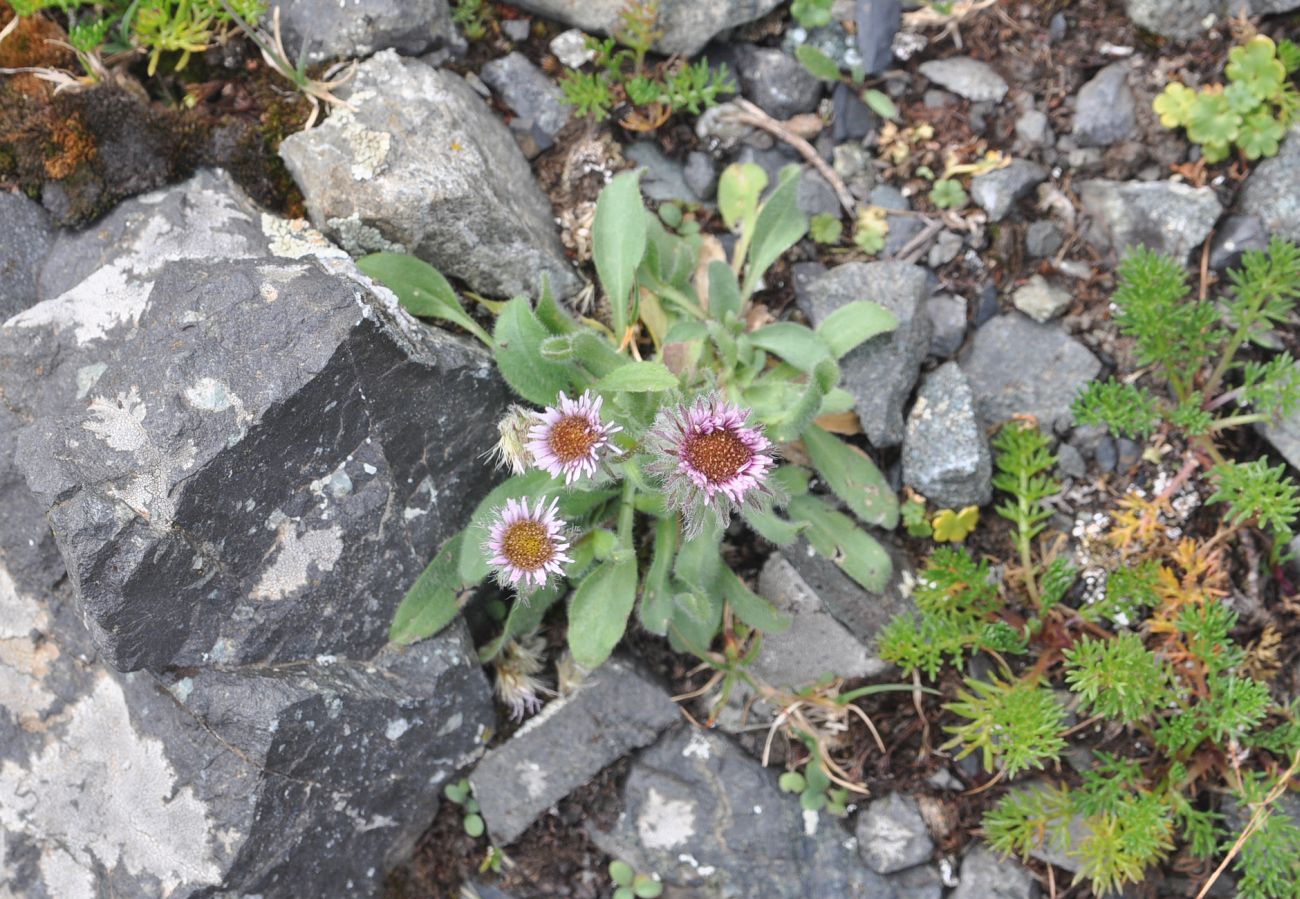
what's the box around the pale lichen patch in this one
[251,524,344,601]
[637,788,696,851]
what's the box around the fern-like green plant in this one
[991,421,1058,604]
[942,674,1066,778]
[1063,633,1172,724]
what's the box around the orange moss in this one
[0,4,76,69]
[43,115,97,179]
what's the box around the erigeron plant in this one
[368,162,902,712]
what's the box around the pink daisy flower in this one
[646,392,776,537]
[486,497,572,591]
[527,390,621,485]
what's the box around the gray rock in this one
[903,362,992,508]
[918,57,1008,102]
[889,863,945,899]
[1072,63,1136,147]
[280,51,579,299]
[783,537,916,650]
[925,293,967,358]
[626,142,699,204]
[856,792,934,873]
[1239,124,1300,244]
[1123,0,1300,40]
[1261,362,1300,471]
[684,151,719,201]
[835,143,877,199]
[1057,442,1086,479]
[588,726,895,898]
[2,247,509,672]
[1011,274,1072,323]
[1078,178,1222,262]
[501,17,532,41]
[1025,220,1063,258]
[951,844,1039,899]
[832,81,878,142]
[927,230,964,267]
[480,51,572,151]
[1094,435,1118,472]
[802,261,932,447]
[736,45,823,120]
[0,192,52,322]
[1209,214,1269,271]
[870,184,925,258]
[273,0,453,63]
[960,313,1101,431]
[755,554,886,685]
[471,657,678,845]
[970,160,1048,221]
[856,0,902,75]
[506,0,784,57]
[0,559,494,899]
[797,168,841,218]
[1015,109,1052,148]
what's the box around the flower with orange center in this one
[527,390,621,484]
[646,392,776,537]
[486,497,572,591]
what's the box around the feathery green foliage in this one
[943,675,1066,778]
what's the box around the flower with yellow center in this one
[486,496,572,591]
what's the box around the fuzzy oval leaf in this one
[594,170,649,336]
[802,424,899,528]
[707,260,743,322]
[595,360,679,393]
[390,532,467,644]
[568,556,639,669]
[796,44,842,81]
[494,298,578,406]
[457,470,555,584]
[718,162,768,232]
[862,88,898,120]
[789,494,893,592]
[816,300,898,358]
[748,322,834,371]
[742,167,808,298]
[719,566,790,633]
[357,253,492,345]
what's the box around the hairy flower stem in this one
[617,477,636,551]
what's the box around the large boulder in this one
[504,0,784,57]
[280,51,580,299]
[1238,124,1300,244]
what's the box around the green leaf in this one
[790,494,894,593]
[357,253,492,345]
[717,162,768,232]
[1226,35,1286,101]
[390,532,467,644]
[748,322,834,371]
[930,178,968,210]
[594,170,649,340]
[802,424,899,528]
[457,470,555,584]
[795,44,841,81]
[809,212,843,245]
[779,771,807,793]
[568,556,639,669]
[609,860,635,887]
[862,88,898,120]
[816,300,898,358]
[668,588,724,651]
[673,522,723,592]
[633,876,664,899]
[1153,82,1196,128]
[719,565,790,633]
[444,779,469,804]
[494,298,578,405]
[463,813,485,838]
[639,516,680,636]
[742,167,808,299]
[932,505,980,542]
[707,259,743,321]
[477,585,563,662]
[594,360,679,393]
[742,504,806,545]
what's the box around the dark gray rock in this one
[797,168,841,218]
[856,792,934,873]
[1057,442,1086,479]
[925,293,967,358]
[927,230,964,267]
[1026,221,1064,259]
[1072,63,1136,147]
[274,0,453,63]
[1014,109,1052,148]
[902,362,992,508]
[626,142,698,204]
[783,537,916,651]
[736,45,823,120]
[1209,214,1269,271]
[588,726,895,898]
[0,192,52,322]
[959,314,1101,431]
[2,250,509,673]
[1094,435,1118,472]
[835,143,877,199]
[889,863,945,899]
[1238,124,1300,244]
[802,261,932,447]
[1011,274,1072,323]
[684,151,719,201]
[856,0,902,76]
[1078,178,1222,262]
[506,0,784,57]
[480,52,572,154]
[1123,0,1300,40]
[951,844,1039,899]
[918,57,1008,102]
[870,184,925,258]
[1261,362,1300,471]
[280,51,580,299]
[832,81,878,142]
[0,558,493,899]
[970,160,1048,222]
[471,657,677,845]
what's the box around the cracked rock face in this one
[0,561,493,899]
[280,51,581,299]
[274,0,454,63]
[1,171,511,673]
